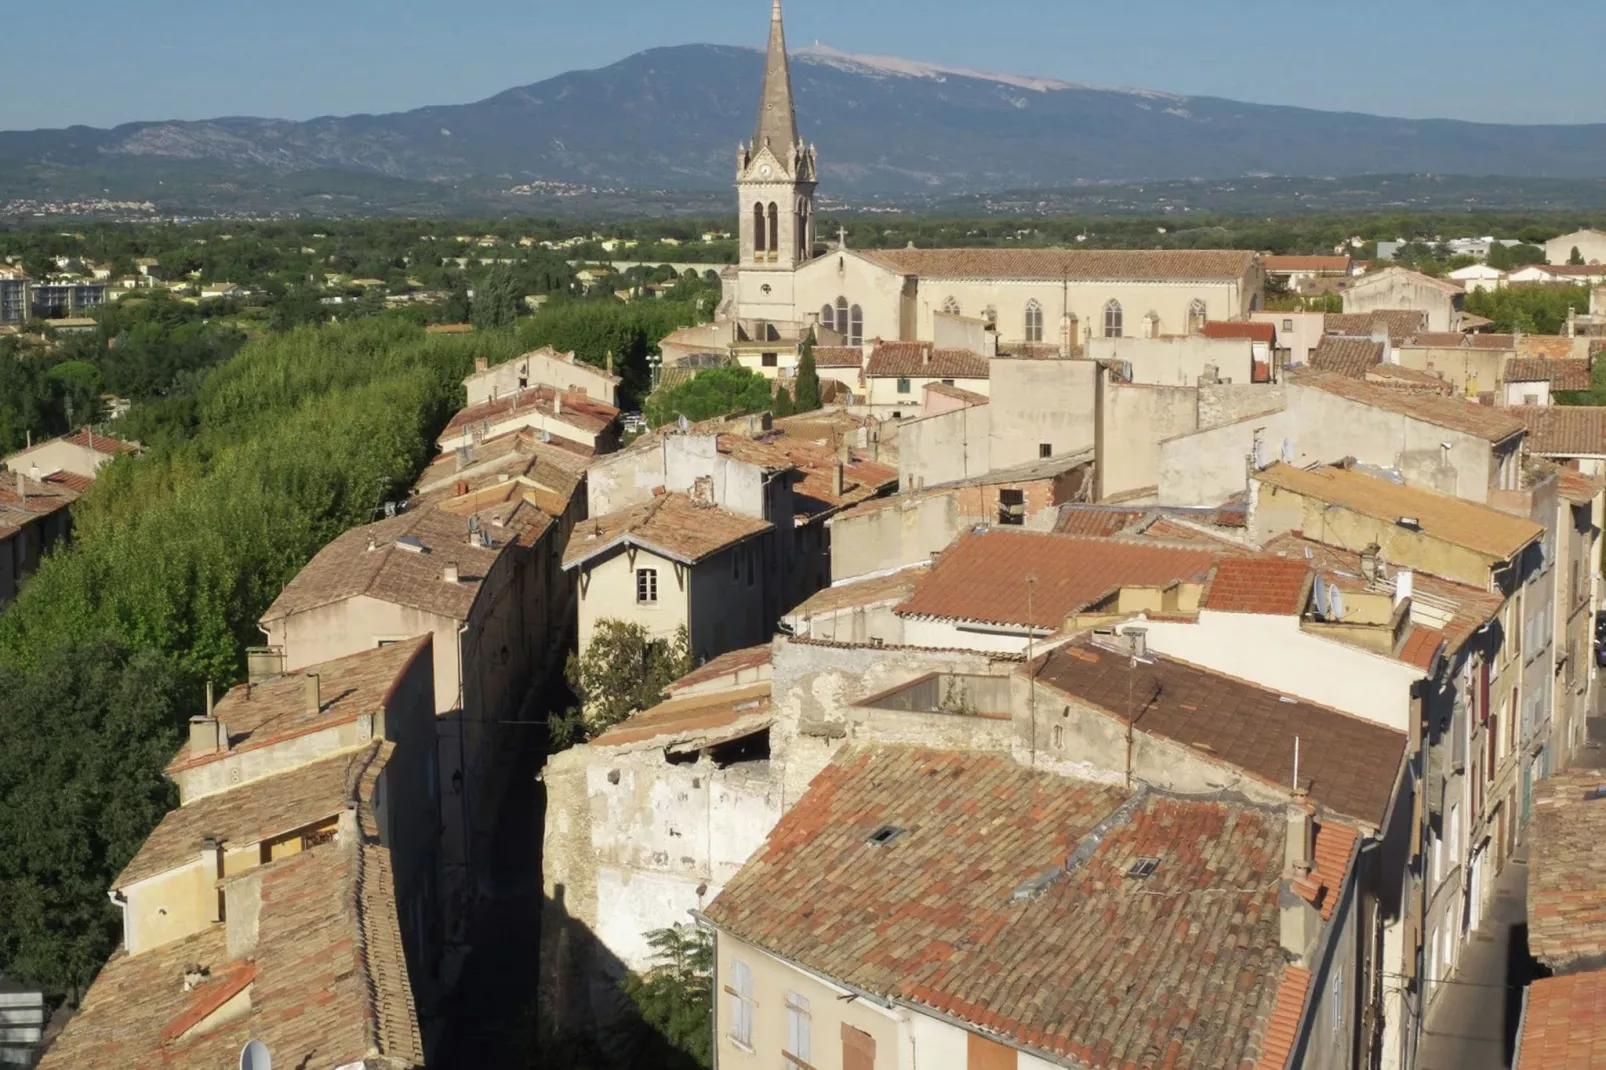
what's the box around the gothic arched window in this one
[849,304,864,346]
[767,203,779,258]
[821,303,836,334]
[753,203,767,255]
[1104,300,1124,339]
[1188,299,1208,334]
[835,296,849,335]
[941,296,961,316]
[1025,299,1044,343]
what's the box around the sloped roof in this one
[562,493,772,568]
[1201,320,1277,343]
[1529,771,1606,972]
[922,381,990,405]
[1348,266,1463,295]
[1310,337,1385,378]
[864,342,991,380]
[1257,462,1542,563]
[1518,406,1606,456]
[1516,970,1606,1070]
[811,346,865,368]
[1263,255,1351,273]
[895,529,1218,629]
[859,247,1258,281]
[590,681,772,750]
[439,384,619,441]
[1033,641,1404,826]
[790,566,930,619]
[261,500,551,624]
[1202,556,1312,615]
[1288,369,1525,442]
[166,637,430,775]
[1324,311,1429,341]
[664,644,773,695]
[705,746,1291,1070]
[37,834,423,1070]
[1507,358,1591,390]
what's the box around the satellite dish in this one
[1328,587,1345,620]
[677,415,690,431]
[1313,576,1328,616]
[1281,438,1294,463]
[1252,438,1266,469]
[240,1039,272,1070]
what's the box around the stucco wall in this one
[900,405,991,492]
[988,358,1098,470]
[577,546,694,652]
[1344,272,1459,332]
[1101,384,1200,499]
[865,373,990,413]
[4,437,117,480]
[1393,345,1504,398]
[829,495,959,583]
[1088,334,1256,386]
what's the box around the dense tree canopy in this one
[644,366,773,429]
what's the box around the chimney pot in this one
[1285,793,1314,877]
[303,673,321,716]
[831,463,844,498]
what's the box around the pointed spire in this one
[754,0,799,152]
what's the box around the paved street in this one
[1417,849,1531,1070]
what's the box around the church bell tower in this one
[737,0,817,271]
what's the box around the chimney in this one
[200,836,223,922]
[15,470,23,507]
[303,673,321,716]
[921,346,930,366]
[831,463,844,498]
[443,562,460,585]
[28,464,40,482]
[188,716,222,757]
[1394,568,1414,608]
[474,356,489,374]
[1360,543,1380,582]
[554,393,562,416]
[1279,792,1321,966]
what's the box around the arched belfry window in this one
[1188,299,1208,334]
[821,303,837,334]
[1025,300,1044,343]
[767,203,779,259]
[1104,300,1124,338]
[753,203,767,255]
[835,296,849,334]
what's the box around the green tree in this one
[793,338,821,412]
[441,277,472,324]
[772,383,795,417]
[472,266,522,331]
[621,924,714,1069]
[555,621,693,746]
[644,366,773,428]
[0,638,185,997]
[1570,246,1586,266]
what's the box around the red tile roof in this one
[590,682,771,749]
[705,746,1291,1070]
[1201,320,1277,343]
[922,381,990,405]
[1529,771,1606,972]
[896,529,1218,629]
[859,247,1258,281]
[1263,255,1352,274]
[1257,965,1311,1070]
[1203,556,1312,615]
[1033,641,1405,826]
[1324,311,1430,341]
[811,346,865,368]
[1517,969,1606,1070]
[41,470,95,493]
[1309,337,1385,378]
[1518,407,1606,456]
[665,644,773,695]
[562,493,773,568]
[1507,358,1592,391]
[439,384,619,440]
[1053,507,1147,537]
[864,342,991,380]
[1289,369,1526,442]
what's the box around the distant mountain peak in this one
[791,42,1183,101]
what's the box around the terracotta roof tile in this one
[439,384,618,441]
[1324,311,1430,341]
[1053,506,1148,537]
[590,682,772,749]
[1403,332,1473,349]
[1310,337,1385,378]
[864,342,991,380]
[1201,320,1277,343]
[1507,358,1592,391]
[922,381,990,405]
[1528,772,1606,971]
[705,746,1290,1069]
[1034,641,1405,826]
[1289,369,1526,441]
[1256,965,1311,1070]
[1556,468,1606,505]
[1263,255,1351,273]
[665,644,773,694]
[1365,363,1454,394]
[896,529,1218,629]
[262,500,551,623]
[1257,461,1543,562]
[1517,969,1606,1070]
[38,833,422,1070]
[1518,336,1582,360]
[166,638,429,775]
[1203,556,1312,614]
[811,346,865,368]
[562,492,772,568]
[790,567,930,619]
[1518,407,1606,456]
[860,247,1258,281]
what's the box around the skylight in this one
[1126,857,1160,879]
[866,825,905,846]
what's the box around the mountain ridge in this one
[5,43,1606,214]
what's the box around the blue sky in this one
[4,0,1604,130]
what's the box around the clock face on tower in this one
[758,163,773,178]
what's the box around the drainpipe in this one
[457,620,473,904]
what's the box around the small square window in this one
[1283,318,1294,332]
[762,352,778,367]
[636,568,658,604]
[866,824,904,846]
[896,377,912,394]
[941,378,955,386]
[1039,443,1053,459]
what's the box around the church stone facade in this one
[719,2,1266,355]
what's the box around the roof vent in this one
[1397,516,1421,531]
[865,825,904,847]
[1126,857,1160,879]
[395,535,426,553]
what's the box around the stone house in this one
[860,342,991,416]
[437,385,620,454]
[1342,268,1464,333]
[463,347,622,408]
